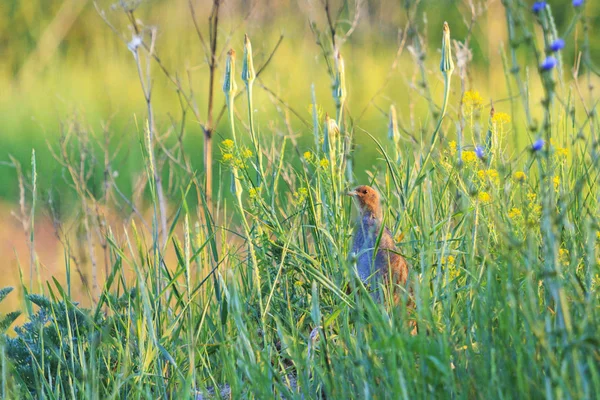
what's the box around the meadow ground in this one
[1,0,599,398]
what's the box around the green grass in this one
[1,0,600,398]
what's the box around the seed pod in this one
[242,34,255,85]
[323,114,340,158]
[440,22,455,74]
[223,49,238,99]
[332,51,347,108]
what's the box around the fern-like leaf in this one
[0,287,14,304]
[0,311,21,333]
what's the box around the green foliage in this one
[0,288,21,335]
[1,287,141,398]
[0,287,14,304]
[1,0,600,399]
[0,312,21,334]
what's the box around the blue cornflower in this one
[540,56,557,71]
[475,145,485,159]
[573,0,584,7]
[532,1,546,13]
[549,39,565,52]
[532,138,545,151]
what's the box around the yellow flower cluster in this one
[508,207,522,219]
[553,176,560,192]
[293,187,309,204]
[478,191,492,203]
[593,274,600,291]
[463,90,483,111]
[222,139,234,150]
[219,140,252,167]
[248,186,261,199]
[477,169,500,186]
[559,248,569,266]
[555,147,569,158]
[221,139,241,165]
[241,147,253,159]
[304,151,313,161]
[550,139,569,159]
[492,112,511,125]
[449,140,457,156]
[513,171,526,182]
[320,158,330,168]
[526,192,542,224]
[442,255,460,280]
[461,151,478,164]
[445,255,456,264]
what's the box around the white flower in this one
[127,35,142,53]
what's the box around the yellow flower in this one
[555,147,569,158]
[293,187,309,204]
[222,139,234,151]
[527,192,537,203]
[553,176,560,192]
[319,158,330,168]
[478,192,491,203]
[508,207,522,219]
[222,153,233,163]
[304,151,313,161]
[477,169,500,185]
[248,186,261,199]
[241,148,253,159]
[442,255,459,279]
[559,248,569,266]
[449,140,457,156]
[492,112,511,124]
[233,157,245,169]
[527,204,542,224]
[449,266,460,280]
[463,90,483,111]
[593,274,600,290]
[550,139,569,159]
[461,151,478,164]
[513,171,526,182]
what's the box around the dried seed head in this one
[223,49,238,96]
[242,34,255,84]
[388,105,400,144]
[440,22,455,74]
[332,50,347,107]
[326,114,340,137]
[323,114,340,155]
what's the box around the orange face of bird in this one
[347,185,381,217]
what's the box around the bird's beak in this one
[346,190,358,197]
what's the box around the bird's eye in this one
[363,190,367,194]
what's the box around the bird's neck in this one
[360,209,382,224]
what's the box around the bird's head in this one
[347,185,382,219]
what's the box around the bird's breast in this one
[352,218,380,282]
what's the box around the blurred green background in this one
[0,0,596,208]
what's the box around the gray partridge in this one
[347,185,408,299]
